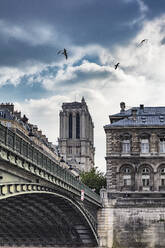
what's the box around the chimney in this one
[120,102,125,112]
[38,130,42,137]
[140,104,144,110]
[132,108,137,120]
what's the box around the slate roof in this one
[110,107,165,117]
[105,107,165,128]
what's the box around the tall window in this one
[142,167,150,189]
[160,167,165,187]
[160,138,165,153]
[142,178,149,186]
[122,140,130,154]
[69,113,72,139]
[123,167,132,186]
[141,139,149,153]
[76,113,80,139]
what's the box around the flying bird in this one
[57,48,68,59]
[138,39,148,46]
[115,62,120,70]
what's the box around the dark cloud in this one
[0,0,153,67]
[0,0,164,77]
[0,81,52,102]
[144,0,165,19]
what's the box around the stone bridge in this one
[0,123,102,247]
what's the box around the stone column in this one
[97,190,115,248]
[150,133,157,155]
[131,132,139,155]
[107,160,117,192]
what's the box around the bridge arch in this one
[0,183,98,247]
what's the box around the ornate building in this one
[58,97,95,172]
[104,102,165,193]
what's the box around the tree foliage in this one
[80,167,106,194]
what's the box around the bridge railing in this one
[0,123,101,205]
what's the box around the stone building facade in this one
[97,103,165,248]
[104,102,165,193]
[58,97,95,172]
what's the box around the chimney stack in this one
[140,104,144,110]
[120,102,125,112]
[132,108,137,120]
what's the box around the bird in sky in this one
[138,39,148,46]
[57,48,68,59]
[114,62,120,70]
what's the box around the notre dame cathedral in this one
[58,97,95,172]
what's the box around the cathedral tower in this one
[58,97,95,172]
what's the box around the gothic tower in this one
[58,97,95,172]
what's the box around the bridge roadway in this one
[0,123,102,247]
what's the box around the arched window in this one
[142,168,150,174]
[124,167,131,173]
[76,113,80,139]
[123,167,131,186]
[120,165,134,188]
[69,113,72,139]
[141,167,150,188]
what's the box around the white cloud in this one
[5,14,165,172]
[0,19,60,46]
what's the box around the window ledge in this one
[121,153,131,157]
[140,153,150,157]
[159,153,165,156]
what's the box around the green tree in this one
[80,167,106,194]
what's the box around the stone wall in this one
[97,190,165,248]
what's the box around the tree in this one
[80,167,106,194]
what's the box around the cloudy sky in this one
[1,0,165,171]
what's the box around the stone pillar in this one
[97,189,114,248]
[150,133,157,155]
[131,132,139,155]
[63,112,67,138]
[107,160,117,192]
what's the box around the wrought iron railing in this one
[0,123,101,205]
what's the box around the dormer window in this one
[141,139,149,154]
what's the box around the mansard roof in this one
[105,106,165,128]
[110,107,165,117]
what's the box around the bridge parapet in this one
[0,123,101,206]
